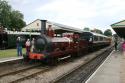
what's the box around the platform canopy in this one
[111,20,125,38]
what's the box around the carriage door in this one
[2,32,7,49]
[0,33,2,49]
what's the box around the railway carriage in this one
[0,30,7,49]
[81,32,111,51]
[0,31,40,49]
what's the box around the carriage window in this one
[100,37,103,41]
[94,36,98,41]
[81,36,90,41]
[103,38,106,41]
[55,34,62,37]
[98,36,100,41]
[56,34,59,37]
[89,37,93,42]
[80,33,92,41]
[54,34,56,37]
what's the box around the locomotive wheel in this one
[84,48,88,54]
[23,54,30,62]
[77,50,83,57]
[46,57,58,66]
[89,46,94,52]
[71,52,77,58]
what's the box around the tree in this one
[0,0,11,28]
[91,28,103,34]
[104,29,112,36]
[96,29,103,34]
[10,10,26,30]
[83,27,90,31]
[0,0,26,31]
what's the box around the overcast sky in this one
[8,0,125,33]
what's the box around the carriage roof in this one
[82,31,110,38]
[6,31,40,35]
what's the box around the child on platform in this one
[25,39,31,56]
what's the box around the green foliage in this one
[83,27,90,31]
[0,0,11,28]
[96,29,103,34]
[104,29,112,36]
[0,0,26,31]
[9,10,26,30]
[91,29,103,34]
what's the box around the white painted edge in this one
[58,55,71,61]
[85,50,114,83]
[0,57,23,63]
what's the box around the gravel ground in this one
[0,61,41,78]
[19,47,110,83]
[0,66,48,83]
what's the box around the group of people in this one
[16,37,35,56]
[114,38,125,57]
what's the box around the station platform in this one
[86,42,125,83]
[0,56,23,64]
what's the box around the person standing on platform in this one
[16,37,22,56]
[122,41,125,57]
[114,39,118,51]
[31,38,35,52]
[25,39,31,56]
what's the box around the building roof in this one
[47,21,83,33]
[111,20,125,28]
[22,19,83,33]
[111,20,125,38]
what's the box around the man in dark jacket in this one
[114,38,118,51]
[16,37,22,56]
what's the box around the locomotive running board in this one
[58,55,71,61]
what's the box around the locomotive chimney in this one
[41,20,47,35]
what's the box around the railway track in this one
[0,60,72,83]
[0,63,41,78]
[51,46,113,83]
[0,46,113,83]
[0,56,74,83]
[0,64,50,83]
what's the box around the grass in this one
[0,48,26,58]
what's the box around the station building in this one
[111,20,125,38]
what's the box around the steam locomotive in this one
[25,20,111,64]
